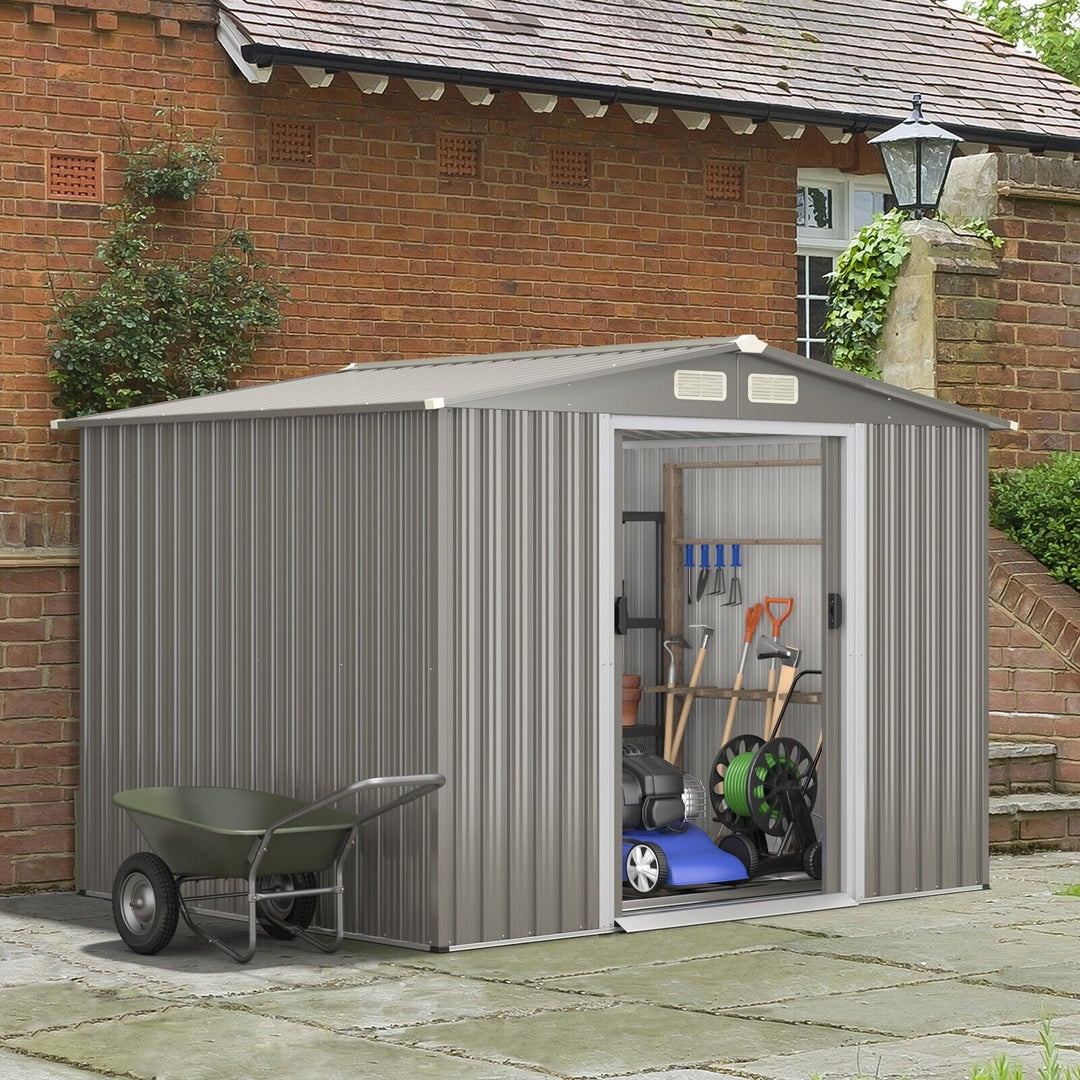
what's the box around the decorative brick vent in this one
[549,147,590,188]
[705,161,744,201]
[269,120,316,165]
[46,151,102,202]
[437,134,480,178]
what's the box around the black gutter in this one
[237,41,1080,154]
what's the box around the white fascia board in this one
[216,12,273,84]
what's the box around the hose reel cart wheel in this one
[710,733,764,834]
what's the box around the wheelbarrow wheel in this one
[256,873,319,939]
[112,852,179,955]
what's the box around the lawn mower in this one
[622,744,748,896]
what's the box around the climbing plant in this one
[48,127,285,419]
[822,208,912,379]
[823,209,1001,380]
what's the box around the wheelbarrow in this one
[110,774,445,963]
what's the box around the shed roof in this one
[220,0,1080,151]
[53,337,1012,430]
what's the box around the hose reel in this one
[711,735,817,837]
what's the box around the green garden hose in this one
[723,751,756,818]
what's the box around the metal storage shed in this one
[60,335,1009,950]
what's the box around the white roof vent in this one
[747,373,799,405]
[674,369,728,402]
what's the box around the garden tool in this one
[662,634,690,761]
[724,544,743,606]
[695,544,711,601]
[719,602,763,748]
[757,637,801,740]
[668,623,714,764]
[762,596,793,734]
[708,544,726,596]
[684,545,694,605]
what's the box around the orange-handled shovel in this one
[719,602,763,749]
[762,596,793,734]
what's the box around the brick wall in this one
[0,564,79,889]
[935,154,1080,469]
[989,530,1080,791]
[1,0,867,888]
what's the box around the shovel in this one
[762,596,794,734]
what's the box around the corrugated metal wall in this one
[864,423,989,898]
[79,412,442,946]
[436,410,602,946]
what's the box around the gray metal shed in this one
[60,335,1009,949]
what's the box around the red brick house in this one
[4,0,1080,889]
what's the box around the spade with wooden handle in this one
[719,602,763,749]
[762,596,793,734]
[668,623,713,764]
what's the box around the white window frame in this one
[796,170,892,361]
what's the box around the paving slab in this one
[378,1000,881,1077]
[977,1012,1080,1049]
[9,1004,542,1080]
[0,1049,97,1079]
[231,971,602,1032]
[739,978,1075,1038]
[544,949,945,1011]
[405,922,815,983]
[782,923,1080,976]
[0,982,169,1037]
[742,1032,1080,1080]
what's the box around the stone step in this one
[988,739,1057,796]
[989,792,1080,853]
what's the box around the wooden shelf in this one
[645,686,821,704]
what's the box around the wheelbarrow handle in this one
[249,774,446,868]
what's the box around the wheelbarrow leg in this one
[174,877,258,964]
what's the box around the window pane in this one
[809,299,828,337]
[797,255,806,294]
[796,185,833,229]
[809,339,829,362]
[808,256,833,296]
[853,188,889,231]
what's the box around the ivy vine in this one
[48,124,286,419]
[823,210,1001,380]
[823,208,912,380]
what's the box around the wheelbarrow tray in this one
[112,786,356,878]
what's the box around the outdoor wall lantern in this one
[869,94,962,217]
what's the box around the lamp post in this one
[869,95,962,218]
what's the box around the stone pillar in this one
[879,152,1080,469]
[877,217,998,397]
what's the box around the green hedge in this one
[990,452,1080,592]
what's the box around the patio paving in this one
[1,853,1078,1079]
